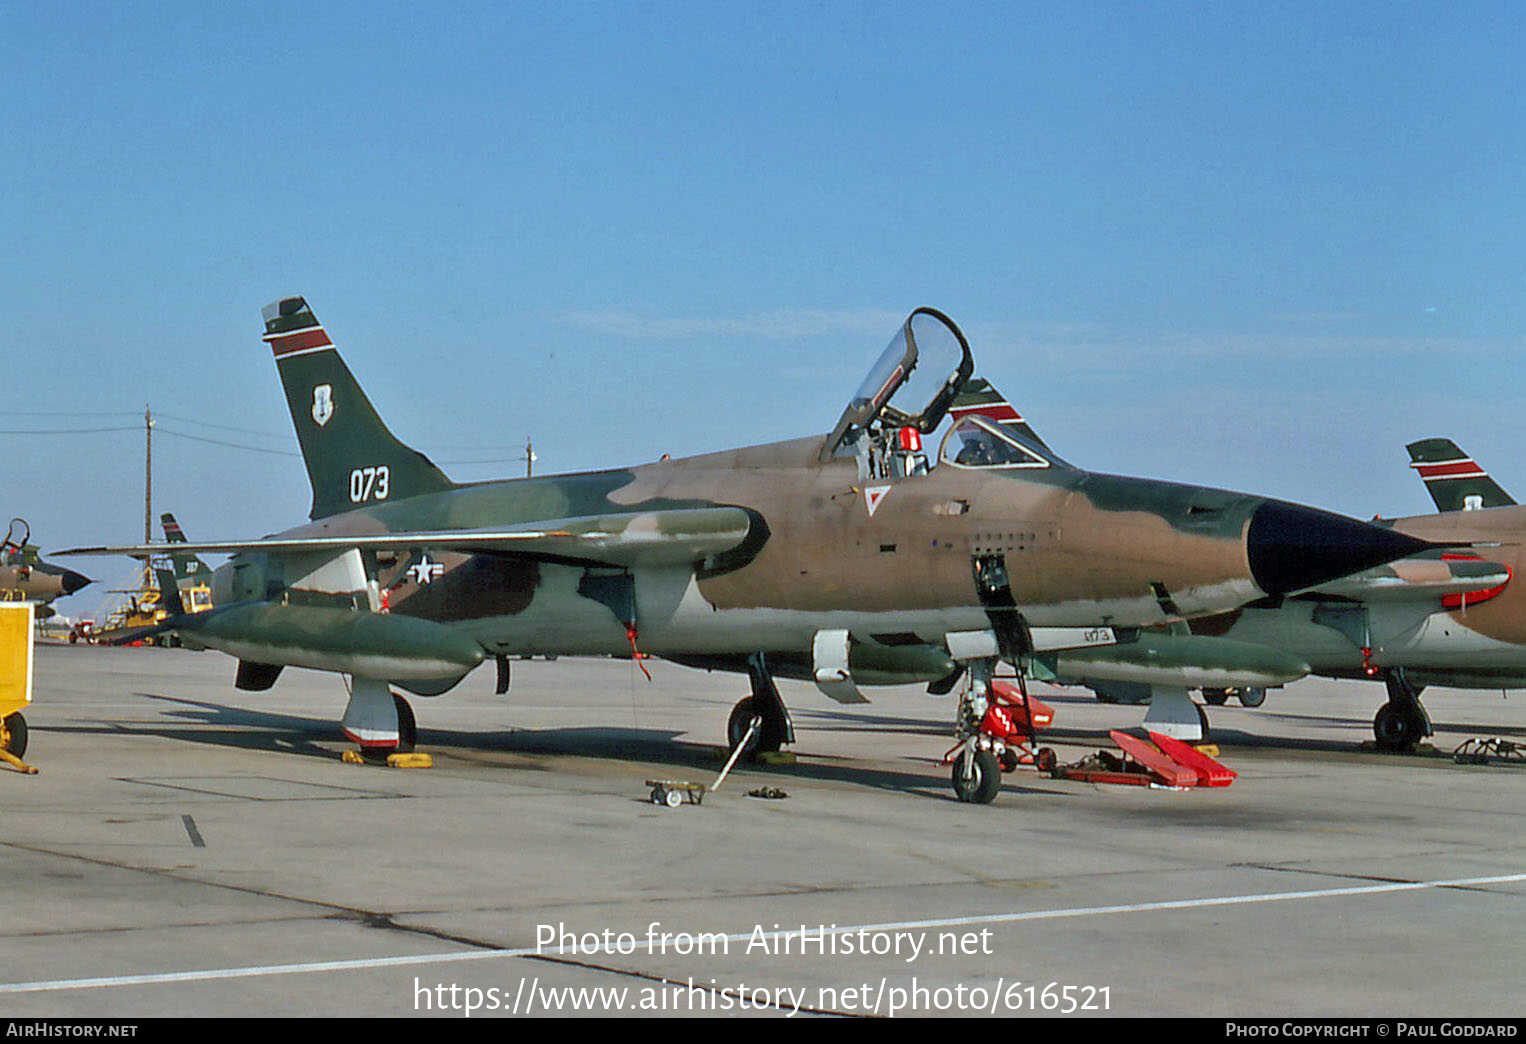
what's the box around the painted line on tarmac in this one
[4,869,1524,994]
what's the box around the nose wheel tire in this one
[951,749,1001,804]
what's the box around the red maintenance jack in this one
[1052,729,1237,789]
[944,673,1236,799]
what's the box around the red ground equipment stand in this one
[1051,730,1237,788]
[944,675,1059,777]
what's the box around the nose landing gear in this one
[944,661,1054,804]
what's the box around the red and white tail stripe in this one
[1410,458,1487,481]
[263,326,334,359]
[950,401,1023,424]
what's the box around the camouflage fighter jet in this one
[62,299,1431,802]
[1059,436,1526,751]
[1,518,91,620]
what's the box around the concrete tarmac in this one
[3,642,1526,1018]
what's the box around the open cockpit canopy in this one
[2,519,32,565]
[823,308,974,461]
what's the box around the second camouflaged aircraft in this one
[2,518,91,620]
[65,300,1431,802]
[1168,438,1526,750]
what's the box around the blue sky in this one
[3,2,1524,614]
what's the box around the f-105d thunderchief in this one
[2,518,91,620]
[1165,438,1526,750]
[64,300,1431,802]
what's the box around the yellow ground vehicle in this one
[93,562,213,646]
[1,602,36,770]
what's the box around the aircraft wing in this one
[57,506,757,570]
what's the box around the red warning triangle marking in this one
[864,485,891,516]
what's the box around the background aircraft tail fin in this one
[263,297,456,520]
[152,566,185,617]
[1406,438,1515,512]
[159,512,213,585]
[949,378,1074,468]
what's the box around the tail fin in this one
[159,513,212,585]
[263,296,456,520]
[1406,438,1515,512]
[948,377,1074,468]
[152,566,185,617]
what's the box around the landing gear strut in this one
[335,677,430,768]
[726,653,794,757]
[1374,670,1430,751]
[950,555,1039,805]
[341,676,417,753]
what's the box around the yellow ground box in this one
[0,603,32,719]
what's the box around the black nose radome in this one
[1248,501,1433,597]
[61,568,92,595]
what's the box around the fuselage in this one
[209,434,1420,668]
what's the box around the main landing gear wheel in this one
[728,697,785,756]
[1,712,27,759]
[951,749,1001,804]
[1373,702,1425,751]
[1196,704,1211,740]
[1202,689,1230,706]
[393,692,417,753]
